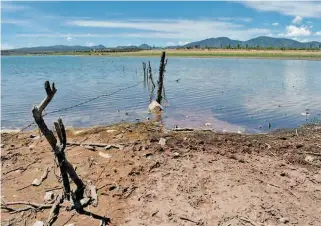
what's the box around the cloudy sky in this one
[1,1,321,49]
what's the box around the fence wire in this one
[3,80,144,140]
[3,61,176,140]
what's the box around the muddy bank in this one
[1,121,321,225]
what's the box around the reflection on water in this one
[1,56,320,133]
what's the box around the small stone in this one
[173,152,180,158]
[44,191,54,203]
[205,123,212,127]
[148,101,163,113]
[1,144,4,148]
[32,221,44,226]
[65,224,75,226]
[29,134,37,138]
[280,172,287,177]
[305,155,315,163]
[296,143,304,148]
[279,217,289,223]
[159,138,166,147]
[29,144,35,150]
[106,129,118,133]
[99,152,112,159]
[32,179,41,186]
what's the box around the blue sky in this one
[1,1,321,49]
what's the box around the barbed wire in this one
[3,68,178,140]
[3,80,144,140]
[43,80,144,116]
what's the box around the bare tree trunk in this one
[32,81,84,200]
[156,52,166,104]
[142,62,147,88]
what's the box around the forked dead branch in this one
[1,81,111,225]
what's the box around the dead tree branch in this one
[156,52,166,104]
[45,193,64,226]
[32,81,84,200]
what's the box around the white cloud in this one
[316,31,321,36]
[85,42,95,47]
[292,16,302,24]
[292,37,309,43]
[279,25,311,37]
[241,2,321,18]
[272,22,279,26]
[66,19,270,41]
[166,41,190,46]
[66,36,73,41]
[1,43,15,50]
[178,41,190,45]
[1,2,28,12]
[217,17,252,22]
[166,42,176,46]
[1,19,30,25]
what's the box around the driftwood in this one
[67,142,121,148]
[45,194,64,226]
[1,200,55,214]
[32,81,84,200]
[156,52,166,104]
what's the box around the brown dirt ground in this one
[1,121,321,226]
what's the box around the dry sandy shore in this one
[1,121,321,226]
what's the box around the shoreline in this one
[3,49,321,60]
[2,120,321,225]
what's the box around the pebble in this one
[148,101,163,113]
[205,123,212,127]
[99,152,112,159]
[44,191,54,203]
[173,152,180,158]
[29,144,35,150]
[159,138,166,147]
[279,217,289,224]
[1,144,4,148]
[305,155,315,163]
[106,129,118,133]
[32,221,44,226]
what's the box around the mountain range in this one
[183,36,321,49]
[2,36,321,54]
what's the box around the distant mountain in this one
[182,36,321,49]
[139,44,152,50]
[115,44,152,50]
[184,37,242,48]
[2,37,320,55]
[1,43,154,54]
[115,45,139,50]
[1,44,107,54]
